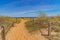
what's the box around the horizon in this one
[0,0,60,17]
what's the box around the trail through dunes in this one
[6,19,48,40]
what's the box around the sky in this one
[0,0,60,17]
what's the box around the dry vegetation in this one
[25,16,60,40]
[0,15,60,40]
[0,16,21,34]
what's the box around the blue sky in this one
[0,0,60,17]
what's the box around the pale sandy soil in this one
[6,19,48,40]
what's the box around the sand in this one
[6,19,48,40]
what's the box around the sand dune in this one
[6,19,48,40]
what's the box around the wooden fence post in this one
[48,21,51,40]
[16,18,17,23]
[1,25,5,40]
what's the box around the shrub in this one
[25,18,48,32]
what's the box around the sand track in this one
[6,19,48,40]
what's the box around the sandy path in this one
[6,19,48,40]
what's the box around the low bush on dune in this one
[25,17,48,32]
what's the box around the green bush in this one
[25,18,48,32]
